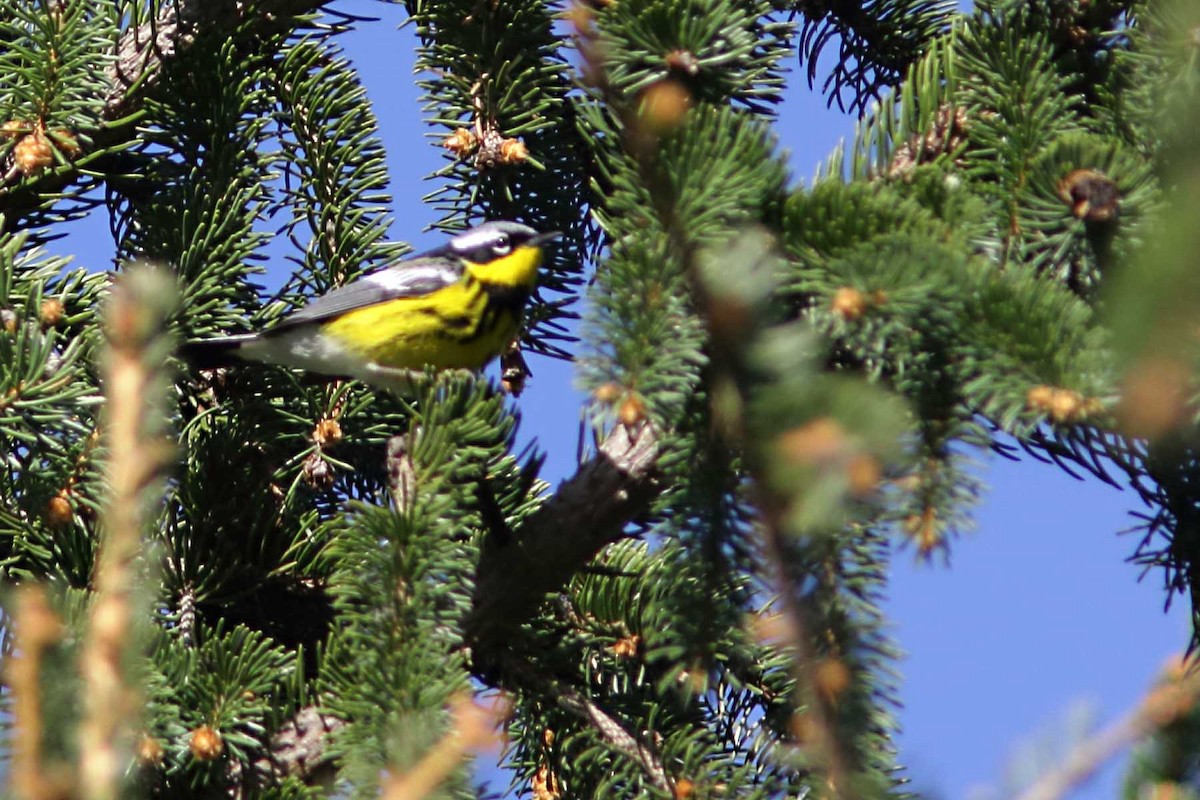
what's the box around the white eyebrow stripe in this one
[450,227,503,253]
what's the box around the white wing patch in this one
[267,261,463,333]
[364,264,460,294]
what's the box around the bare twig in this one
[758,517,854,796]
[7,585,67,800]
[556,687,671,791]
[1015,658,1200,800]
[386,431,418,513]
[380,695,507,800]
[492,652,672,794]
[78,268,176,800]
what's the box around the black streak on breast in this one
[479,282,530,316]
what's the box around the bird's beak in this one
[531,231,562,247]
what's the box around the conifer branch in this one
[759,519,854,796]
[1014,656,1200,800]
[466,422,659,655]
[795,0,956,110]
[1,0,327,227]
[494,650,673,793]
[104,0,325,119]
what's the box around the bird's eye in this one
[490,236,513,257]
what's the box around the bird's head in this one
[445,221,560,264]
[436,221,561,291]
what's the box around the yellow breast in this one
[321,245,542,371]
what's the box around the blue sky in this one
[47,2,1189,796]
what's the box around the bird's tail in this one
[179,334,257,369]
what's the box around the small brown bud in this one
[592,381,623,404]
[46,491,72,528]
[904,506,941,557]
[618,392,647,426]
[1,119,30,139]
[532,764,561,800]
[1027,385,1091,424]
[542,727,555,747]
[831,287,868,321]
[609,633,641,658]
[1026,384,1055,411]
[846,453,882,496]
[312,418,342,447]
[1058,168,1120,223]
[1049,388,1085,423]
[443,127,478,157]
[14,131,54,176]
[778,417,846,465]
[498,137,528,165]
[39,298,64,328]
[189,725,223,761]
[1,308,16,333]
[673,778,696,798]
[136,735,165,765]
[498,342,529,396]
[1065,24,1090,46]
[638,79,692,133]
[812,657,852,701]
[1117,356,1190,439]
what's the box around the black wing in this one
[266,257,463,334]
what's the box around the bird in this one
[180,221,559,390]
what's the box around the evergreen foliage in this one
[0,0,1197,797]
[793,0,958,111]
